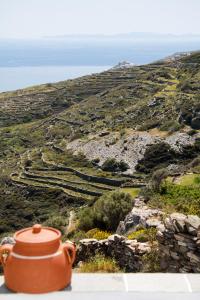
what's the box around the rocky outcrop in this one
[66,131,197,172]
[157,213,200,272]
[117,196,163,234]
[76,234,151,272]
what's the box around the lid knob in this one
[32,224,42,234]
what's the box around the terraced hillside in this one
[11,145,145,201]
[0,67,152,127]
[0,51,200,236]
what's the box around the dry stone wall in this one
[76,234,151,272]
[1,210,200,273]
[76,210,200,273]
[157,213,200,272]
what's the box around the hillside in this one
[0,51,200,239]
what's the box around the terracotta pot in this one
[0,224,76,294]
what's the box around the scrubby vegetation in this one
[86,228,111,240]
[0,50,200,253]
[78,191,133,231]
[101,158,129,172]
[148,182,200,216]
[128,228,157,243]
[136,143,177,173]
[77,254,121,273]
[0,176,75,235]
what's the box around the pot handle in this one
[63,241,76,265]
[0,244,13,268]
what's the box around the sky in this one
[0,0,200,39]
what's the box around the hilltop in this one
[0,51,200,241]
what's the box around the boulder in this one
[168,213,187,233]
[185,215,200,235]
[116,197,163,234]
[0,236,15,245]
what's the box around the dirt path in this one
[66,210,76,234]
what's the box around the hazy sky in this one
[1,0,200,38]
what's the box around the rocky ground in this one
[66,130,197,172]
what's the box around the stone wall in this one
[116,196,163,235]
[76,211,200,273]
[157,213,200,272]
[76,234,151,272]
[1,209,200,273]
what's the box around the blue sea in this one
[0,66,111,92]
[0,36,200,92]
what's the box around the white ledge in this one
[0,273,200,299]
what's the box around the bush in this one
[91,158,100,166]
[86,228,111,240]
[128,229,147,241]
[194,176,200,185]
[160,120,181,132]
[149,183,200,216]
[79,191,133,231]
[43,215,66,234]
[136,142,176,173]
[77,254,121,273]
[118,160,129,172]
[128,228,157,243]
[141,248,160,272]
[101,158,129,172]
[67,230,87,243]
[150,168,168,192]
[78,207,95,231]
[189,156,200,168]
[178,80,191,92]
[139,120,160,131]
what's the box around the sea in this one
[0,37,200,92]
[0,66,111,92]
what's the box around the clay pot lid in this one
[14,224,61,244]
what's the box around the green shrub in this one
[79,191,133,231]
[136,142,176,173]
[139,120,160,131]
[128,229,147,241]
[128,228,157,243]
[67,230,87,243]
[194,176,200,184]
[178,80,192,92]
[149,183,200,216]
[43,215,67,234]
[150,168,168,192]
[77,254,121,273]
[86,228,111,240]
[160,120,181,132]
[101,158,129,172]
[78,207,95,231]
[141,247,161,272]
[91,158,100,166]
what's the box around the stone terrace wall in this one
[76,212,200,273]
[157,213,200,272]
[76,234,151,272]
[1,212,200,273]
